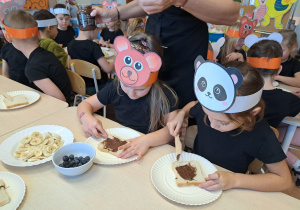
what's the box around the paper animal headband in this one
[53,8,70,15]
[102,0,117,9]
[36,18,58,27]
[208,37,225,61]
[114,36,162,87]
[1,20,38,39]
[194,56,263,113]
[245,33,283,69]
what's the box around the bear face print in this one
[114,36,162,87]
[194,56,243,112]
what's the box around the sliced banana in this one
[30,138,42,146]
[44,132,52,139]
[52,133,61,140]
[21,136,31,144]
[31,132,43,140]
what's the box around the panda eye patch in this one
[213,84,227,101]
[198,77,207,92]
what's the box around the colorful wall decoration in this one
[23,0,49,10]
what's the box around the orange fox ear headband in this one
[226,29,241,38]
[1,20,38,39]
[245,33,283,69]
[113,36,162,87]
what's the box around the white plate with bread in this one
[85,128,139,165]
[0,125,74,167]
[151,152,222,205]
[0,172,26,209]
[0,90,40,110]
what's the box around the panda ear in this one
[226,67,243,89]
[268,32,283,44]
[194,55,205,72]
[245,34,259,48]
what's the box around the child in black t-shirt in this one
[99,20,123,48]
[216,23,246,64]
[247,38,300,187]
[168,60,291,192]
[275,30,300,88]
[1,43,31,87]
[53,4,75,48]
[77,33,178,161]
[3,10,72,104]
[67,23,114,95]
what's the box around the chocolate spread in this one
[176,163,197,181]
[103,137,127,152]
[77,5,96,31]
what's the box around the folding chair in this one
[281,117,300,153]
[69,59,106,117]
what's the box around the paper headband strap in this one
[207,50,213,61]
[2,20,38,39]
[114,36,162,87]
[54,8,69,15]
[36,18,58,27]
[247,57,282,69]
[193,55,263,113]
[226,29,240,38]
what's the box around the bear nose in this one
[127,70,132,77]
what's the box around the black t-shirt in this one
[146,6,208,108]
[67,39,108,87]
[262,89,300,128]
[189,102,286,173]
[216,48,247,64]
[25,47,72,105]
[280,58,300,77]
[54,26,75,48]
[97,81,177,134]
[100,28,123,44]
[1,43,32,87]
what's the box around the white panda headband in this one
[193,56,263,113]
[245,32,283,48]
[53,8,70,15]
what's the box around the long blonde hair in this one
[126,18,145,37]
[279,29,298,59]
[221,23,241,64]
[115,32,178,132]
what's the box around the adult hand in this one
[138,0,180,14]
[117,136,151,161]
[80,114,107,138]
[198,171,236,191]
[167,111,185,137]
[90,6,118,23]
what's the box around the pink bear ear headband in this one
[113,36,162,87]
[193,55,263,113]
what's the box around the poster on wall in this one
[0,0,25,19]
[239,0,298,32]
[23,0,49,10]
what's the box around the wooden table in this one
[0,76,68,137]
[0,107,299,209]
[276,82,300,153]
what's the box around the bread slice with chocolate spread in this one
[172,161,206,187]
[97,136,128,157]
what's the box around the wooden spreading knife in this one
[175,134,182,161]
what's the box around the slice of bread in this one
[172,161,206,187]
[97,137,128,157]
[0,179,11,207]
[3,94,28,109]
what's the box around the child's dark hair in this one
[54,4,70,16]
[115,32,177,132]
[218,61,265,133]
[33,10,56,31]
[247,40,282,77]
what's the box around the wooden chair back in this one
[70,59,101,80]
[67,70,86,96]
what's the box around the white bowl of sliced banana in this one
[52,142,95,176]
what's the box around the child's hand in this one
[167,111,185,137]
[117,136,150,161]
[226,52,244,62]
[80,114,107,138]
[198,171,236,191]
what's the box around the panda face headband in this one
[193,56,263,113]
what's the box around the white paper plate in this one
[151,152,222,206]
[101,47,109,51]
[0,172,26,210]
[0,90,40,110]
[0,125,74,167]
[273,81,279,87]
[104,51,115,58]
[85,128,140,165]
